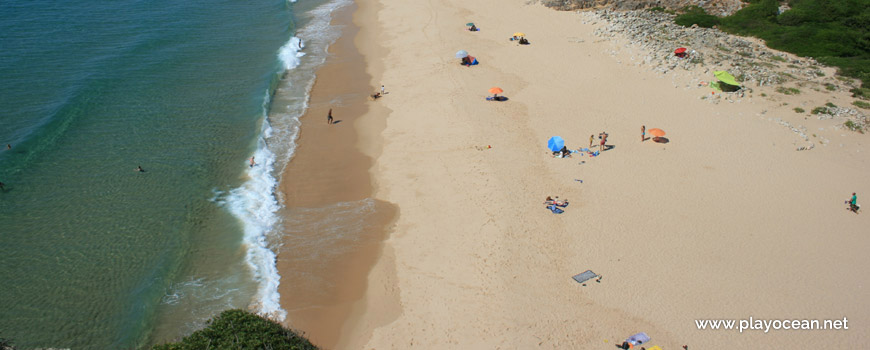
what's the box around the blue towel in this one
[548,205,564,214]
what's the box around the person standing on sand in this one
[381,85,385,95]
[250,156,256,168]
[589,134,594,149]
[327,108,333,125]
[847,192,858,211]
[641,125,646,142]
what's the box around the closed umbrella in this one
[547,136,565,152]
[455,50,469,58]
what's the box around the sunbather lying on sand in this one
[370,92,382,100]
[544,196,568,207]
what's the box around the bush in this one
[794,107,805,113]
[776,86,801,95]
[844,120,864,133]
[825,83,837,91]
[826,102,837,108]
[811,106,828,114]
[153,310,317,350]
[675,6,721,28]
[853,100,870,109]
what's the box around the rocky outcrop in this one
[541,0,745,16]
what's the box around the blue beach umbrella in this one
[547,136,565,152]
[455,50,469,58]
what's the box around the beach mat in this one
[572,270,597,284]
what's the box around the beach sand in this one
[280,0,870,348]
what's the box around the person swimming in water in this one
[135,165,144,172]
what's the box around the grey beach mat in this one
[572,270,598,284]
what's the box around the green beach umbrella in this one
[714,71,739,86]
[466,22,475,26]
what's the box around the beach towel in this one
[627,332,650,346]
[572,270,597,284]
[547,205,564,214]
[647,346,662,350]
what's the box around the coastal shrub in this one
[852,87,870,100]
[699,0,870,88]
[675,6,720,28]
[844,120,864,133]
[825,102,837,108]
[770,55,787,62]
[811,106,828,114]
[794,107,805,113]
[825,83,837,91]
[649,6,675,14]
[152,309,317,350]
[776,86,801,95]
[853,100,870,109]
[0,337,16,350]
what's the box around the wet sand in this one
[274,3,396,349]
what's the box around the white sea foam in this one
[224,0,353,323]
[278,37,305,71]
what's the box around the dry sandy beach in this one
[278,0,870,348]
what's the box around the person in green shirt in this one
[847,192,859,212]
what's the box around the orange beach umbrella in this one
[489,87,504,94]
[648,128,666,137]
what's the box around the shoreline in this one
[274,1,397,349]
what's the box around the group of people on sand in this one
[544,196,569,214]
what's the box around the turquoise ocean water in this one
[0,0,349,348]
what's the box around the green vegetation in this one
[153,310,317,350]
[853,100,870,109]
[1,337,15,350]
[649,6,676,14]
[852,87,870,100]
[760,92,768,97]
[794,107,806,113]
[826,102,838,108]
[776,86,801,95]
[674,6,721,28]
[844,120,865,133]
[811,106,829,114]
[674,0,870,88]
[825,83,838,91]
[770,55,787,62]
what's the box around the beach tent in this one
[713,70,741,92]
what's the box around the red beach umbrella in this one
[649,128,666,137]
[674,47,687,54]
[488,87,504,94]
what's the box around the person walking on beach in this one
[381,85,385,95]
[327,108,333,125]
[250,156,256,168]
[589,134,595,149]
[641,125,646,142]
[846,192,859,212]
